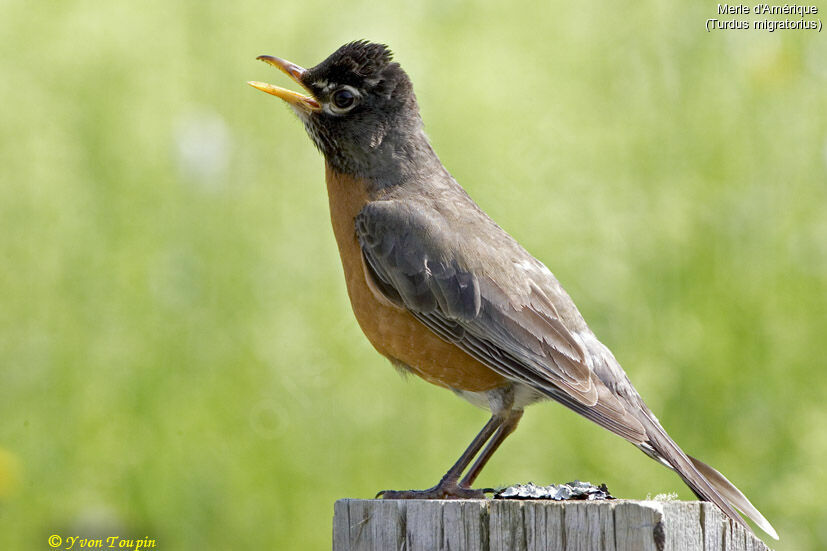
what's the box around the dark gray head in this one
[250,41,427,177]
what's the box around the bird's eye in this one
[330,87,358,113]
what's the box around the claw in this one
[375,485,487,500]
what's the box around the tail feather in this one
[640,415,778,540]
[688,454,779,540]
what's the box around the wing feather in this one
[356,199,646,442]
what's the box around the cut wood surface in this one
[332,499,772,551]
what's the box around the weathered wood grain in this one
[332,499,773,551]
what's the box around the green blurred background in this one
[1,0,825,549]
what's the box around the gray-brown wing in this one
[355,199,647,443]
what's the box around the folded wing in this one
[355,199,647,443]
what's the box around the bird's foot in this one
[376,482,493,500]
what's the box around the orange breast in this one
[324,165,506,392]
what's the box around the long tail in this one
[638,414,779,540]
[687,453,778,540]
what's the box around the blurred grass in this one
[1,0,825,549]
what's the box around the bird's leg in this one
[376,414,504,499]
[459,409,524,488]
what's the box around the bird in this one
[248,40,777,540]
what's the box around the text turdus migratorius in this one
[249,40,777,540]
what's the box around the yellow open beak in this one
[248,55,321,112]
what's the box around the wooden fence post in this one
[332,499,772,551]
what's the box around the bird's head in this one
[249,41,423,177]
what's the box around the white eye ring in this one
[327,85,360,114]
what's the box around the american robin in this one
[249,40,777,540]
